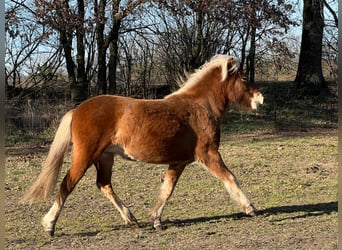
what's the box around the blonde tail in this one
[22,110,74,203]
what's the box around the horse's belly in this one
[111,106,197,164]
[104,144,137,161]
[134,143,194,164]
[107,138,196,164]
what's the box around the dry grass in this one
[5,81,338,249]
[5,129,337,249]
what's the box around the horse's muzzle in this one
[251,92,264,110]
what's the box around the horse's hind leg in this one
[41,150,91,236]
[199,150,256,216]
[95,152,139,227]
[150,163,186,230]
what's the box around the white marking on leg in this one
[223,182,256,215]
[100,185,139,226]
[150,172,179,230]
[197,160,256,215]
[41,201,61,235]
[224,182,249,208]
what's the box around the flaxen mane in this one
[167,55,238,97]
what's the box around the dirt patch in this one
[5,129,338,249]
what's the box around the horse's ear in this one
[220,56,238,82]
[227,57,238,75]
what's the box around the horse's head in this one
[223,57,264,110]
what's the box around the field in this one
[5,82,338,249]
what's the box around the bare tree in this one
[152,0,296,85]
[294,0,334,96]
[34,0,98,103]
[94,0,150,95]
[322,0,338,80]
[8,0,330,103]
[5,0,57,91]
[152,1,237,86]
[34,0,151,101]
[235,0,296,82]
[115,30,154,97]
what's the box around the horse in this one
[22,55,264,236]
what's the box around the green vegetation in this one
[5,130,54,145]
[5,129,337,249]
[5,82,337,249]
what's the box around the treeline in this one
[5,0,338,103]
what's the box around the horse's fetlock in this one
[41,217,56,237]
[245,204,257,216]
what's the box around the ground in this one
[5,128,337,249]
[5,81,338,249]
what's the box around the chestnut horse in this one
[22,55,264,236]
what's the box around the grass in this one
[5,82,338,249]
[5,129,54,145]
[5,129,337,249]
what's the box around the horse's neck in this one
[192,81,228,118]
[206,93,228,118]
[169,87,228,120]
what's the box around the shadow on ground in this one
[55,203,337,239]
[164,201,337,228]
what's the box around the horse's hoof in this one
[153,224,167,230]
[126,217,140,228]
[152,221,167,230]
[246,204,257,217]
[42,219,55,237]
[129,221,141,228]
[45,229,55,237]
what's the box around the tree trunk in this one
[75,0,88,102]
[108,17,121,94]
[295,0,329,96]
[57,0,88,104]
[247,25,256,83]
[95,0,107,94]
[191,9,204,70]
[239,25,250,72]
[108,42,117,94]
[60,30,77,102]
[97,48,107,95]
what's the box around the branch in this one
[10,0,36,16]
[323,0,338,27]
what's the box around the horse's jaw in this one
[251,92,264,110]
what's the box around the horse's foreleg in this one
[200,150,256,216]
[95,152,139,228]
[41,151,91,236]
[150,163,186,230]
